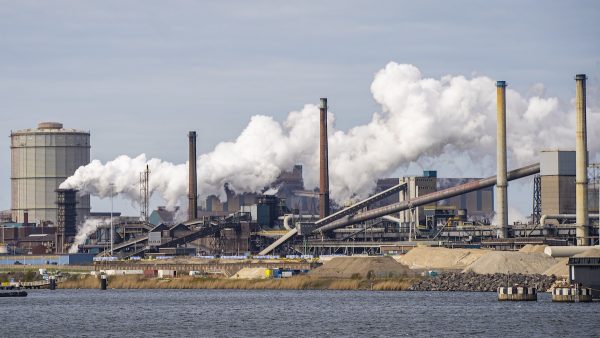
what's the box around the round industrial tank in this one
[10,122,91,225]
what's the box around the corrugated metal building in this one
[540,150,576,215]
[0,254,95,265]
[10,122,90,225]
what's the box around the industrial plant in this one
[1,74,599,295]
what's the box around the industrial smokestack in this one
[496,81,509,238]
[575,74,589,246]
[319,98,330,219]
[188,131,198,220]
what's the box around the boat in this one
[0,291,28,297]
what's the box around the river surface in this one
[1,289,597,337]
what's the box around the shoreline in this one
[58,275,421,291]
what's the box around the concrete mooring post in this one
[49,275,56,290]
[100,275,107,290]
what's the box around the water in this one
[2,290,598,337]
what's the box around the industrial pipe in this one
[188,131,198,220]
[544,246,600,258]
[260,182,407,254]
[258,228,298,256]
[540,214,599,227]
[319,98,330,219]
[315,182,407,227]
[575,74,589,246]
[315,163,540,233]
[281,214,319,230]
[496,81,509,238]
[261,163,539,255]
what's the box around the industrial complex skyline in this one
[1,1,599,218]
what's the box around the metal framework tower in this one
[56,189,78,253]
[140,165,150,224]
[532,174,541,225]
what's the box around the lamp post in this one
[592,163,600,245]
[110,183,114,257]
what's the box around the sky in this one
[1,0,599,219]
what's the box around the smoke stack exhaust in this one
[575,74,589,246]
[188,131,198,220]
[319,98,330,219]
[496,81,509,238]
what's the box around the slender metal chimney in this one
[188,131,198,220]
[575,74,589,246]
[496,81,509,238]
[319,98,330,219]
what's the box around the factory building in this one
[10,122,90,225]
[204,165,318,216]
[540,150,577,216]
[438,179,494,221]
[376,171,494,227]
[399,173,437,226]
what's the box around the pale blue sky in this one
[1,1,599,217]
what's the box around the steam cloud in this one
[69,218,104,253]
[60,62,599,210]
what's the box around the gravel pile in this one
[309,256,413,278]
[409,272,557,292]
[395,247,490,270]
[519,244,548,253]
[230,268,269,279]
[542,258,569,278]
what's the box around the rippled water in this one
[2,289,597,337]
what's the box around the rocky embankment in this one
[409,272,557,292]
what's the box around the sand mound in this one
[573,248,600,257]
[395,247,490,270]
[543,258,569,278]
[309,256,412,278]
[463,251,557,275]
[230,267,268,279]
[519,244,548,254]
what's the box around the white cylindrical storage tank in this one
[10,122,91,225]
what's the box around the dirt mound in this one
[543,258,569,278]
[230,268,268,279]
[395,247,490,271]
[519,244,548,254]
[463,251,557,275]
[309,256,412,279]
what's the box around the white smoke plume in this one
[69,218,104,254]
[60,62,599,209]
